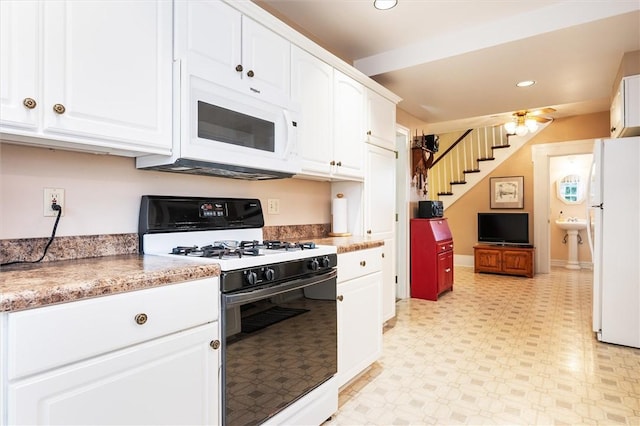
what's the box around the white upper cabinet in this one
[332,70,365,180]
[175,0,291,107]
[366,89,396,150]
[610,75,640,138]
[0,0,173,156]
[292,49,365,180]
[292,46,334,175]
[0,1,39,131]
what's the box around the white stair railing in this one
[425,123,546,209]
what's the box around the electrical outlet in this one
[267,198,280,214]
[44,188,65,216]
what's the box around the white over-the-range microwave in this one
[136,59,300,180]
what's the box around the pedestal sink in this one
[555,219,588,269]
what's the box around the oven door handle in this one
[223,269,337,307]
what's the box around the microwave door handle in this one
[282,110,296,157]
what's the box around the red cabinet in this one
[410,218,454,301]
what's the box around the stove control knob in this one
[263,267,275,281]
[320,256,331,268]
[308,258,320,271]
[245,270,258,285]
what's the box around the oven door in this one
[221,270,337,426]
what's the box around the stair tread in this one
[463,169,481,173]
[437,192,454,196]
[450,181,467,185]
[477,157,495,162]
[491,144,511,150]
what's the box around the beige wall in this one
[446,111,610,256]
[0,142,331,239]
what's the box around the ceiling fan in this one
[505,107,556,136]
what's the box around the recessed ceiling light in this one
[374,0,397,10]
[516,80,536,88]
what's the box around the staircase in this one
[427,123,549,209]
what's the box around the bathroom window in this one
[557,174,584,204]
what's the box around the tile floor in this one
[331,266,640,425]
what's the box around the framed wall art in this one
[490,176,524,209]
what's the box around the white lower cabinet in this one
[337,248,382,388]
[1,277,221,425]
[9,323,219,425]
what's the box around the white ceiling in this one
[253,0,640,133]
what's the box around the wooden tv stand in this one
[473,244,535,278]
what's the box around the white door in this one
[333,71,365,179]
[291,46,334,176]
[365,144,397,321]
[42,1,172,150]
[337,272,382,387]
[600,137,640,347]
[0,0,39,130]
[9,323,220,425]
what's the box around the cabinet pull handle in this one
[247,70,255,77]
[337,295,344,302]
[235,64,243,72]
[330,160,336,166]
[23,98,37,109]
[53,103,66,114]
[210,340,221,350]
[445,268,451,273]
[610,127,616,133]
[367,230,372,234]
[134,313,148,325]
[336,161,342,167]
[360,260,366,267]
[367,130,372,135]
[381,253,385,258]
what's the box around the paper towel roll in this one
[331,194,348,235]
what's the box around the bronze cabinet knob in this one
[247,70,255,77]
[210,340,220,350]
[53,104,66,114]
[235,64,243,72]
[23,98,37,109]
[337,295,344,301]
[134,313,148,325]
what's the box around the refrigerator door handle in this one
[591,203,603,209]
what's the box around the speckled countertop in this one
[311,236,385,253]
[0,255,220,313]
[0,232,382,313]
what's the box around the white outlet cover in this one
[43,188,65,216]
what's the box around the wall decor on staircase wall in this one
[411,133,438,197]
[490,176,524,209]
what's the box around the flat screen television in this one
[477,212,529,245]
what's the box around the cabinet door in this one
[475,248,502,274]
[365,144,396,238]
[502,250,532,277]
[9,323,220,425]
[174,0,241,84]
[242,16,291,106]
[0,0,40,130]
[610,79,623,138]
[437,251,453,294]
[623,75,640,129]
[366,89,396,150]
[381,238,396,323]
[291,46,333,176]
[333,70,365,179]
[337,272,382,387]
[42,1,172,151]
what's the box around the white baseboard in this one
[454,254,474,268]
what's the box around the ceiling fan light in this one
[525,118,538,131]
[373,0,397,10]
[515,125,528,137]
[504,121,517,134]
[516,80,536,88]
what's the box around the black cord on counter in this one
[1,204,62,267]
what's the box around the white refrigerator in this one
[588,136,640,348]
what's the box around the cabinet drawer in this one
[437,240,453,253]
[8,278,218,380]
[338,247,382,283]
